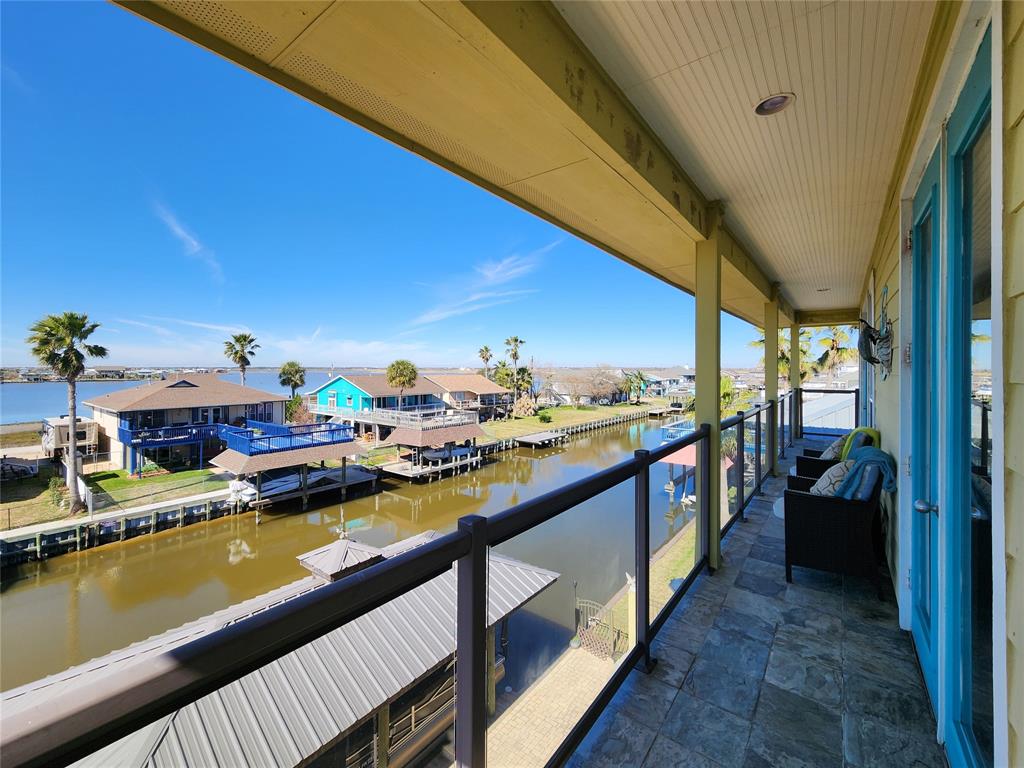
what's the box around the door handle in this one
[914,499,938,515]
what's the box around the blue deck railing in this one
[218,422,355,456]
[117,423,222,447]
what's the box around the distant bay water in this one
[0,370,340,425]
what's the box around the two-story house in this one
[424,374,510,419]
[85,374,288,473]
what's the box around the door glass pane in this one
[914,212,933,625]
[966,121,993,762]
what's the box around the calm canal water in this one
[0,420,698,692]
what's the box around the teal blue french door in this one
[944,26,992,768]
[910,147,941,705]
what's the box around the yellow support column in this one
[764,300,779,476]
[790,322,802,439]
[696,207,723,569]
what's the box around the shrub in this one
[141,462,161,474]
[538,412,553,424]
[48,476,65,507]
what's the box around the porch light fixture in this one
[754,92,795,116]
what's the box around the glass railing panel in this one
[800,389,857,436]
[649,436,706,621]
[759,408,769,487]
[720,424,740,529]
[481,478,637,768]
[741,416,756,504]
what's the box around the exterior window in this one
[328,392,337,409]
[346,394,353,407]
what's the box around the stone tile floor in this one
[569,440,947,768]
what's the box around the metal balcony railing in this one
[116,423,222,447]
[307,397,478,429]
[218,421,354,456]
[6,400,805,768]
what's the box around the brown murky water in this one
[0,420,699,691]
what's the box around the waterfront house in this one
[84,374,288,473]
[9,3,1020,768]
[424,373,510,418]
[305,374,479,441]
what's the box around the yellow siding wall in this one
[860,2,959,582]
[1003,2,1023,761]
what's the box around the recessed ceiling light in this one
[816,287,831,293]
[754,92,795,116]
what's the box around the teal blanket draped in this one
[836,446,897,499]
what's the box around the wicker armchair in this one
[784,473,884,597]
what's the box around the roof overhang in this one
[113,0,785,326]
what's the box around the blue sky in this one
[1,0,763,369]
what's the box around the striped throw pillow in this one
[819,436,847,460]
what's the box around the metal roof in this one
[209,442,365,474]
[2,536,558,768]
[296,537,384,581]
[425,374,510,396]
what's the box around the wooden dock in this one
[380,452,484,482]
[515,431,569,449]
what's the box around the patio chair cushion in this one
[819,436,847,460]
[809,460,855,496]
[850,465,882,502]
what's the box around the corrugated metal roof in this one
[296,537,384,581]
[209,442,365,474]
[2,538,557,768]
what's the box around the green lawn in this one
[481,401,657,441]
[0,466,69,529]
[0,430,41,448]
[86,467,230,508]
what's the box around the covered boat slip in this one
[211,429,374,510]
[1,532,558,768]
[382,423,486,482]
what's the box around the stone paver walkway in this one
[568,438,947,768]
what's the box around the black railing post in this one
[981,405,989,476]
[634,449,655,673]
[754,408,763,492]
[456,515,488,768]
[779,396,786,460]
[768,400,776,476]
[854,387,861,428]
[794,387,802,440]
[699,425,711,572]
[736,411,745,518]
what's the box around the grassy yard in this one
[0,430,41,449]
[0,467,69,530]
[481,401,657,441]
[86,467,230,508]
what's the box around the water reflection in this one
[1,419,692,691]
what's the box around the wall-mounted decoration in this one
[858,286,895,380]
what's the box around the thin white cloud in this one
[153,203,224,283]
[409,240,558,328]
[146,316,250,335]
[412,289,537,325]
[115,318,175,337]
[2,63,35,95]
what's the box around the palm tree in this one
[749,328,814,385]
[386,359,418,410]
[278,361,306,398]
[720,375,737,411]
[224,333,259,386]
[814,326,857,386]
[629,371,650,404]
[26,312,108,513]
[479,346,493,379]
[504,336,524,397]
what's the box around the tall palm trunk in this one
[66,379,81,510]
[240,366,246,387]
